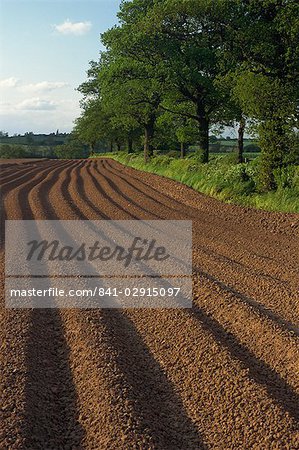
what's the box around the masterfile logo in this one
[26,237,170,267]
[5,220,192,309]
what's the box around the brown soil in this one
[1,158,298,449]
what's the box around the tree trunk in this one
[128,137,133,154]
[198,117,209,163]
[180,142,186,158]
[110,141,113,153]
[89,142,96,158]
[144,121,154,162]
[237,117,245,163]
[117,142,121,152]
[259,118,287,191]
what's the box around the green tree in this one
[100,21,166,161]
[227,0,299,188]
[141,0,239,162]
[235,73,298,189]
[54,134,87,159]
[74,100,113,153]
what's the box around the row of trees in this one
[0,144,55,159]
[75,0,298,190]
[0,135,89,159]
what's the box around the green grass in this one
[93,151,299,213]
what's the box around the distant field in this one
[210,152,260,159]
[0,143,55,159]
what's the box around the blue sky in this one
[0,0,121,134]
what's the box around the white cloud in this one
[0,77,21,88]
[16,98,57,111]
[0,78,69,93]
[0,77,81,133]
[20,81,69,93]
[54,19,92,36]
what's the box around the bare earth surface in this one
[0,158,298,449]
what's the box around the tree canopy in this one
[75,0,298,189]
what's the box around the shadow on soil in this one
[194,267,299,337]
[99,309,206,449]
[190,305,299,422]
[8,177,86,448]
[22,310,85,448]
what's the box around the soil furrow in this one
[1,159,298,450]
[96,163,298,360]
[0,160,59,188]
[22,165,87,449]
[106,159,299,330]
[98,161,299,386]
[68,160,299,447]
[39,160,201,448]
[103,159,195,219]
[97,160,161,219]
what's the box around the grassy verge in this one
[93,152,299,213]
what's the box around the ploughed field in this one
[1,158,298,449]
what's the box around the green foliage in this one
[74,99,116,151]
[244,143,260,153]
[230,1,299,189]
[77,0,298,192]
[102,152,299,213]
[0,143,55,158]
[0,144,28,158]
[0,132,69,147]
[54,135,88,159]
[165,150,180,158]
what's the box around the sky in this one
[0,0,121,135]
